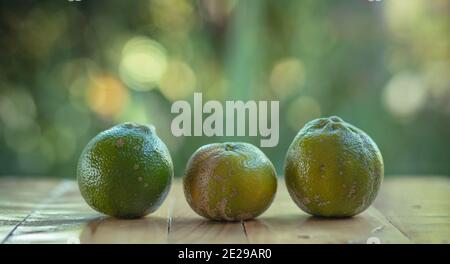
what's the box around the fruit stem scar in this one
[225,144,234,151]
[116,138,125,148]
[319,164,326,174]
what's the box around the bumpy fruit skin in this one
[284,116,384,217]
[183,142,277,221]
[77,123,173,219]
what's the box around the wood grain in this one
[0,177,60,243]
[243,182,410,244]
[0,176,448,244]
[2,180,172,244]
[374,176,450,243]
[167,181,247,244]
[4,181,95,244]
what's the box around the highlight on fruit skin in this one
[77,122,173,219]
[183,142,277,221]
[284,116,384,217]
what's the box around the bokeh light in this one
[270,58,305,99]
[0,88,37,131]
[159,60,196,101]
[3,122,41,154]
[150,0,195,33]
[119,36,168,91]
[382,72,427,120]
[19,7,67,59]
[86,75,129,118]
[0,1,448,177]
[286,96,322,131]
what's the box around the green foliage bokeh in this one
[0,0,449,178]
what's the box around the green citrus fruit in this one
[183,142,277,221]
[77,122,173,219]
[284,116,384,217]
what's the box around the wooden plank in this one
[80,196,172,244]
[4,181,94,244]
[374,176,450,244]
[0,178,61,243]
[168,181,248,244]
[244,181,411,244]
[4,180,172,244]
[1,176,448,244]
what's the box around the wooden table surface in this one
[0,176,448,244]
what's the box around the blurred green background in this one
[0,0,449,178]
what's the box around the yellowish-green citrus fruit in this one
[284,116,384,217]
[77,123,173,219]
[184,142,277,221]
